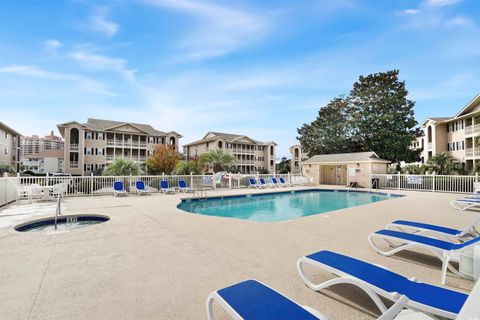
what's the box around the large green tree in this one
[349,70,421,163]
[297,70,421,162]
[297,96,355,157]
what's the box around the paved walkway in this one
[0,187,475,319]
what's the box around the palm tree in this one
[103,158,142,176]
[173,160,201,175]
[426,152,462,175]
[199,149,235,172]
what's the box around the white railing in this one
[69,161,79,168]
[372,173,477,194]
[465,124,480,135]
[70,143,79,151]
[0,173,304,204]
[465,148,480,157]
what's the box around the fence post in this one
[190,171,194,188]
[476,172,478,183]
[212,171,216,190]
[432,172,436,193]
[228,172,232,189]
[288,172,291,184]
[237,172,240,188]
[90,172,94,195]
[397,172,400,190]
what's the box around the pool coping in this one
[14,213,110,232]
[179,188,403,203]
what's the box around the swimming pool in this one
[177,189,401,222]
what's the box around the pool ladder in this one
[193,188,208,200]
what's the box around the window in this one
[4,147,7,155]
[462,141,465,150]
[447,125,450,133]
[85,147,93,155]
[97,148,104,156]
[97,132,104,140]
[447,143,450,151]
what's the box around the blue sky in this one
[1,0,479,157]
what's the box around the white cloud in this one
[86,6,119,37]
[43,39,63,52]
[144,0,270,60]
[404,9,421,15]
[424,0,462,7]
[445,16,474,27]
[0,65,115,96]
[70,51,137,81]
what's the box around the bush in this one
[0,164,15,176]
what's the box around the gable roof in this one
[0,122,22,136]
[184,131,276,147]
[302,151,390,164]
[85,118,167,136]
[456,93,480,117]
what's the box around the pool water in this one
[177,190,399,222]
[15,215,109,234]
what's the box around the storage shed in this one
[301,151,390,188]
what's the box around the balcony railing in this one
[465,148,480,157]
[70,143,79,151]
[106,155,147,162]
[465,124,480,136]
[106,139,148,148]
[70,161,79,168]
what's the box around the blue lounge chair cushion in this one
[217,279,318,320]
[391,220,461,236]
[259,178,266,185]
[249,178,256,185]
[306,250,467,315]
[279,178,287,184]
[114,181,124,191]
[160,180,169,189]
[375,229,480,250]
[136,181,145,190]
[179,180,187,188]
[272,178,278,184]
[458,198,480,203]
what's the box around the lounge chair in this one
[51,182,67,198]
[258,178,269,188]
[279,177,292,187]
[450,198,480,211]
[248,178,259,189]
[297,250,468,319]
[386,217,480,243]
[135,180,150,195]
[368,229,480,284]
[113,181,127,197]
[270,177,280,187]
[178,180,194,193]
[160,180,175,194]
[206,278,409,320]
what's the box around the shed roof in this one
[302,151,390,164]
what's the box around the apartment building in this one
[0,122,21,172]
[57,118,182,175]
[21,131,64,158]
[22,150,64,174]
[183,132,277,174]
[419,93,480,171]
[289,145,307,174]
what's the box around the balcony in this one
[231,149,255,155]
[466,148,480,157]
[70,143,79,151]
[70,161,79,168]
[106,155,147,162]
[465,124,480,136]
[106,139,148,148]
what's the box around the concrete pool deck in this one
[0,186,476,319]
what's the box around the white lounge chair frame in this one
[450,199,480,211]
[386,216,480,243]
[206,279,409,320]
[368,232,474,284]
[297,256,456,319]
